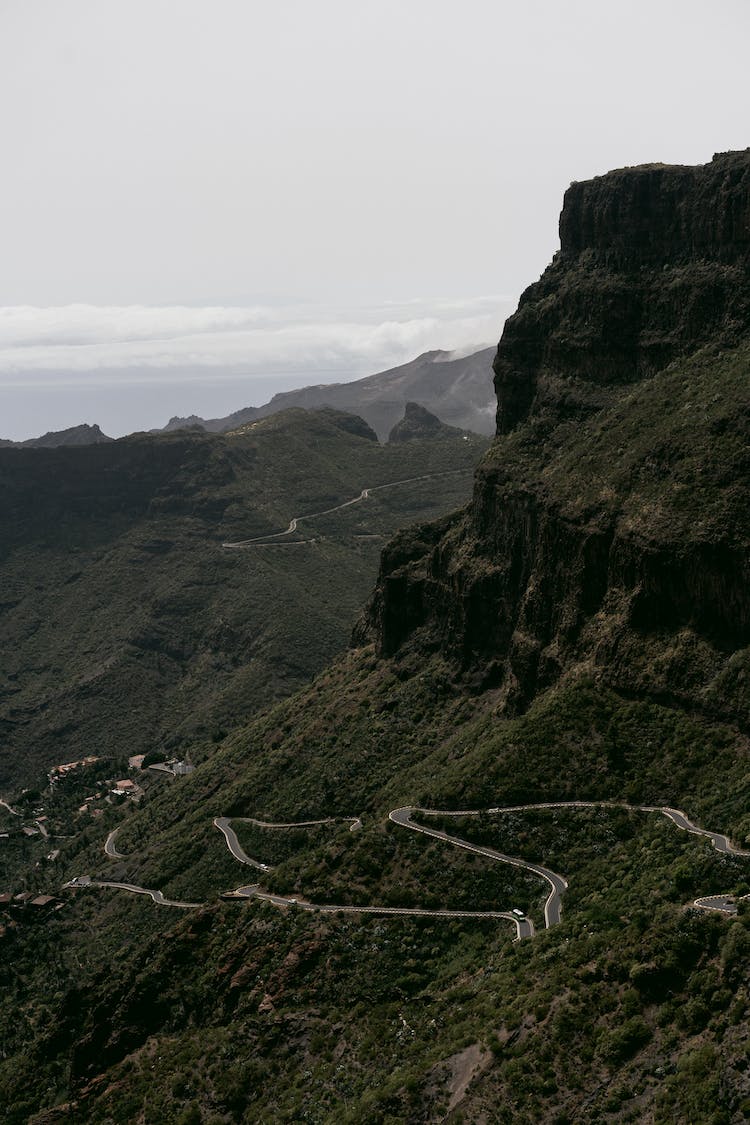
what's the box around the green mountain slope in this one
[0,408,487,786]
[3,659,749,1123]
[3,152,750,1124]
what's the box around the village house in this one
[112,778,139,796]
[29,895,56,910]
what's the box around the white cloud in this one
[0,297,513,387]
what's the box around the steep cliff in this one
[7,155,750,1125]
[360,151,750,725]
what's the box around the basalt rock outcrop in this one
[495,151,750,435]
[359,151,750,725]
[387,402,462,443]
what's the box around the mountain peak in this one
[387,401,462,443]
[1,422,115,448]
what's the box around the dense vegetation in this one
[2,664,749,1122]
[0,409,486,786]
[3,155,750,1122]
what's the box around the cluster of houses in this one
[0,891,62,936]
[48,755,101,783]
[0,747,201,940]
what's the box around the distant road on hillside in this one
[221,468,473,548]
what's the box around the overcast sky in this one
[1,0,749,438]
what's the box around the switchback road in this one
[216,813,528,938]
[104,828,125,859]
[390,807,566,928]
[80,798,747,925]
[216,802,749,932]
[401,800,750,926]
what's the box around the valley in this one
[0,408,486,787]
[2,152,750,1123]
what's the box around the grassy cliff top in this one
[484,340,750,547]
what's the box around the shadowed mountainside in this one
[3,153,750,1124]
[0,407,486,785]
[361,150,750,725]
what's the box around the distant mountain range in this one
[6,154,750,1124]
[161,345,497,440]
[0,422,113,449]
[0,346,496,448]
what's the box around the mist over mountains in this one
[160,346,497,441]
[0,345,496,447]
[0,294,512,442]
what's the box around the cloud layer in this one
[0,297,513,388]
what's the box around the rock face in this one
[495,150,750,434]
[387,402,462,443]
[359,151,750,726]
[559,152,750,267]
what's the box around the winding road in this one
[213,817,272,871]
[104,828,126,859]
[226,883,532,939]
[0,798,21,817]
[397,801,750,927]
[390,807,565,928]
[215,811,538,938]
[656,805,750,857]
[64,875,200,909]
[221,802,748,934]
[66,799,747,932]
[221,469,473,549]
